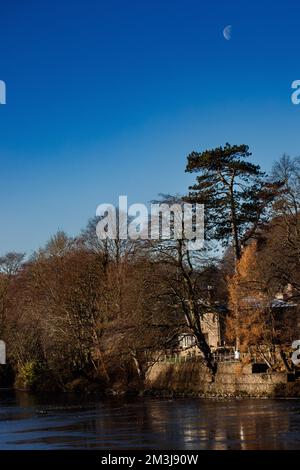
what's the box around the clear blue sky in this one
[0,0,300,254]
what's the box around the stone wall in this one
[145,361,293,397]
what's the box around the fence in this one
[158,349,240,364]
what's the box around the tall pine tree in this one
[186,143,282,262]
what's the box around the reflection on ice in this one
[0,391,298,449]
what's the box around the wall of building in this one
[200,312,221,349]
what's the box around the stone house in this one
[176,305,227,357]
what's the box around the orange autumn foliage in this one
[226,241,272,353]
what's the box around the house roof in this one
[243,296,298,309]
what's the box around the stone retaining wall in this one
[145,361,292,397]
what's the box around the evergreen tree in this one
[186,143,282,262]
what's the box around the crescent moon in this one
[223,25,232,41]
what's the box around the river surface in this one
[0,390,300,449]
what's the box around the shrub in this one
[15,361,47,391]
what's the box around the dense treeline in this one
[0,230,226,391]
[1,145,300,391]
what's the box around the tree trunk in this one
[279,348,292,372]
[194,330,217,376]
[229,178,241,263]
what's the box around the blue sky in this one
[0,0,300,254]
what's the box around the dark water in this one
[0,390,300,449]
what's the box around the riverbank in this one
[61,361,300,398]
[3,359,300,398]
